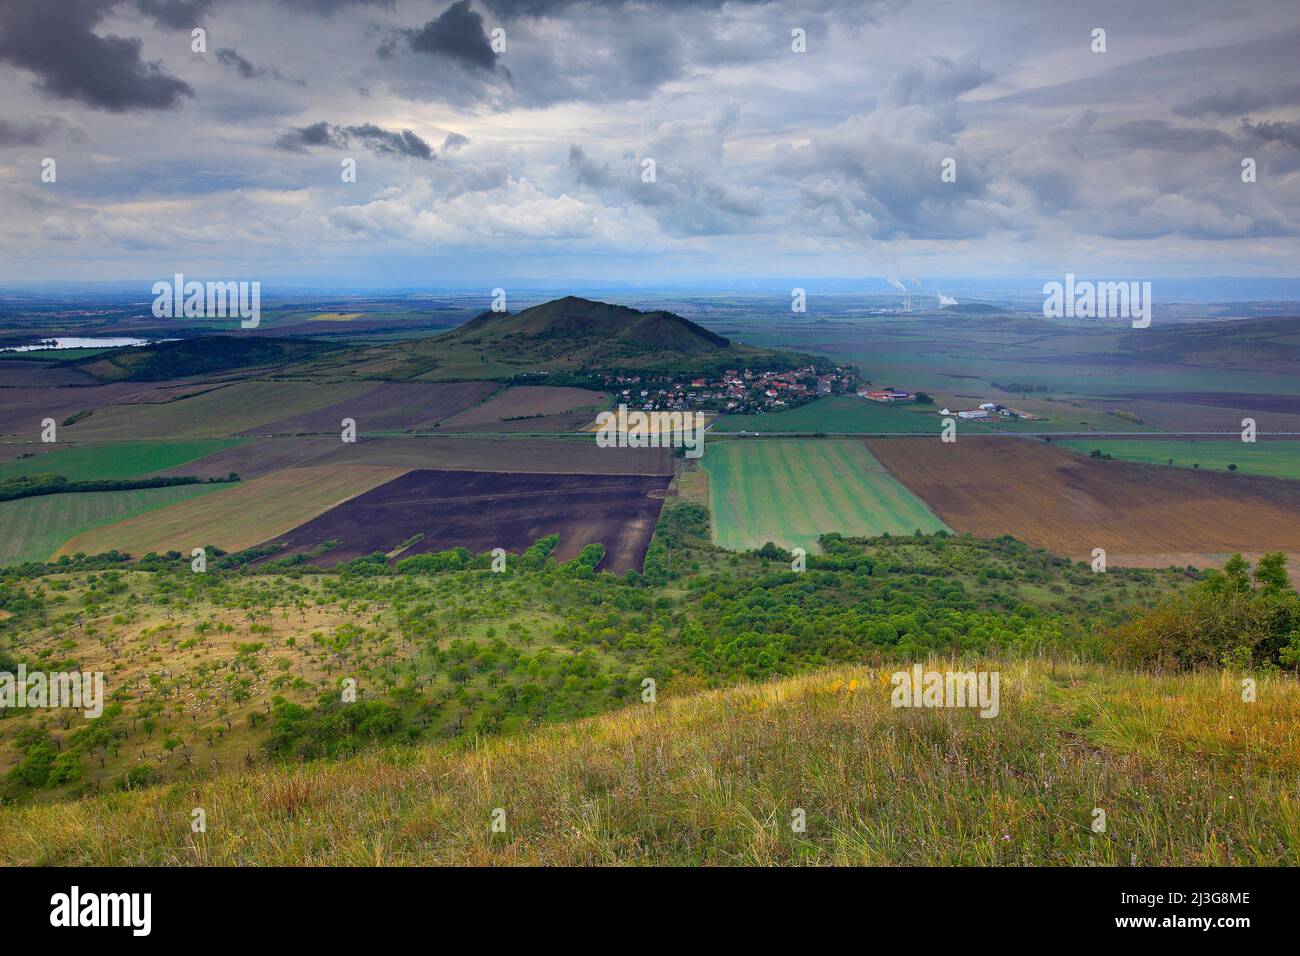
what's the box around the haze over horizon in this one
[2,0,1299,286]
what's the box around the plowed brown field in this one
[867,436,1300,567]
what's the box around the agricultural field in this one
[63,381,375,440]
[153,435,673,480]
[0,439,243,481]
[55,465,406,558]
[868,436,1300,567]
[0,484,227,564]
[1101,396,1300,434]
[702,438,948,552]
[1060,438,1300,480]
[260,468,671,572]
[247,381,498,435]
[438,385,610,432]
[715,396,958,434]
[0,381,224,437]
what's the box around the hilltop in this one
[339,296,807,381]
[2,658,1295,865]
[70,336,343,383]
[450,296,731,354]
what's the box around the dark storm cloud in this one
[134,0,217,29]
[275,121,434,159]
[404,0,498,70]
[0,0,192,111]
[568,145,614,188]
[0,115,80,146]
[215,47,299,83]
[477,0,769,17]
[217,48,264,78]
[275,120,344,151]
[346,123,435,159]
[1241,118,1300,149]
[443,131,470,151]
[276,0,393,11]
[1173,82,1300,118]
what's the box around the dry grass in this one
[2,658,1296,866]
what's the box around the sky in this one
[1,0,1298,288]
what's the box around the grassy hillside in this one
[72,337,340,382]
[2,657,1295,865]
[0,525,1186,802]
[348,296,805,380]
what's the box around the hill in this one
[3,657,1295,865]
[71,336,342,382]
[349,296,805,380]
[452,296,731,353]
[1113,315,1300,369]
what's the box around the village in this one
[604,364,861,413]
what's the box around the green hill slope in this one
[3,658,1295,866]
[365,296,804,379]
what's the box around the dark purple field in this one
[256,468,671,573]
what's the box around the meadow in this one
[702,438,948,552]
[3,658,1295,866]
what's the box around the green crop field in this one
[0,439,242,481]
[715,396,974,434]
[1060,438,1300,480]
[0,484,228,565]
[701,438,948,552]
